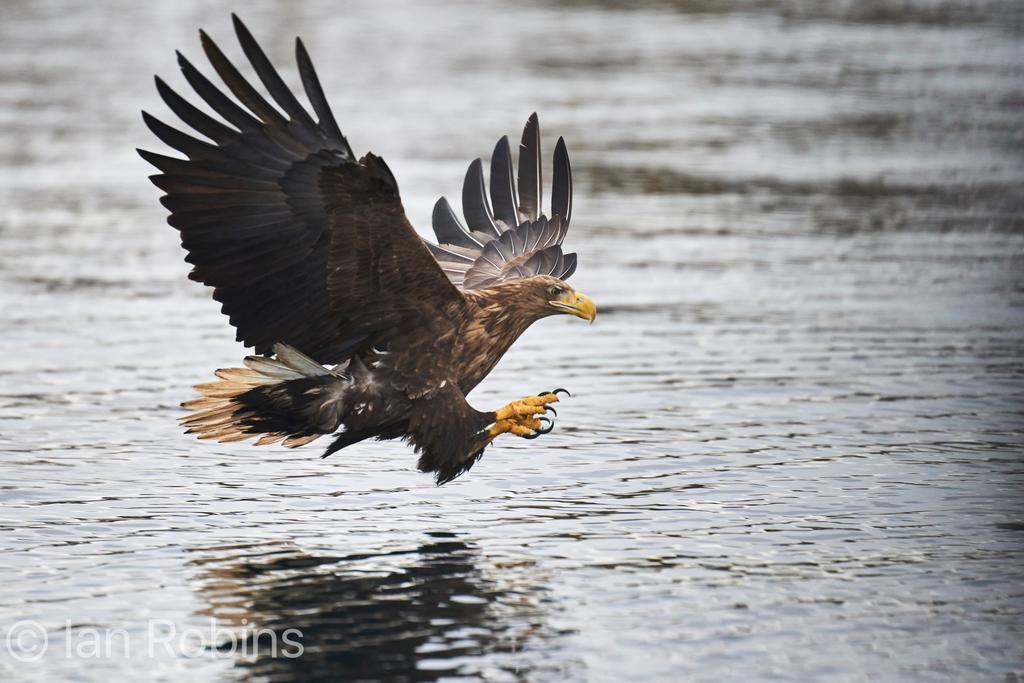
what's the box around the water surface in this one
[1,1,1023,680]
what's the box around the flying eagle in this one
[140,16,596,484]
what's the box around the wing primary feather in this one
[139,147,282,181]
[426,240,475,263]
[176,50,262,132]
[231,15,316,127]
[151,172,277,193]
[142,111,222,161]
[295,37,353,157]
[199,28,286,125]
[489,135,519,228]
[559,252,578,280]
[461,158,500,237]
[138,148,185,171]
[431,197,482,248]
[517,113,541,221]
[154,76,239,145]
[140,148,257,181]
[551,136,572,228]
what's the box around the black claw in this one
[523,416,555,439]
[551,388,571,397]
[544,404,557,416]
[536,416,554,434]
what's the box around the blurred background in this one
[1,0,1022,680]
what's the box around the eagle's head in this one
[522,275,597,323]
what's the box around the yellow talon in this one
[487,419,517,438]
[509,423,536,437]
[494,394,559,421]
[486,415,545,439]
[487,394,563,440]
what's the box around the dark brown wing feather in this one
[319,155,469,396]
[427,113,577,289]
[140,14,465,369]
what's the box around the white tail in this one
[181,343,349,447]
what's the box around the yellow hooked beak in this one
[550,291,597,324]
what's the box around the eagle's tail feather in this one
[181,343,349,447]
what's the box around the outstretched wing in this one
[425,114,578,289]
[140,14,466,369]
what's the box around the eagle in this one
[140,16,596,484]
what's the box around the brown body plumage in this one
[142,16,596,483]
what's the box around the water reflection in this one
[191,536,566,682]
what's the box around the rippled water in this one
[2,1,1023,681]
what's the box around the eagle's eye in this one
[548,285,565,297]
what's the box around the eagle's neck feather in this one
[456,286,544,392]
